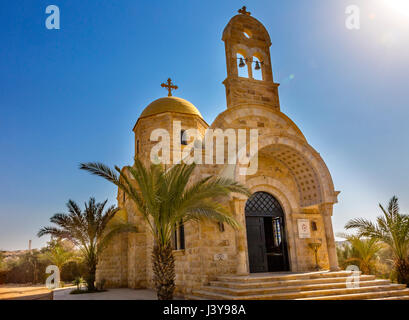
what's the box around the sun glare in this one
[383,0,409,18]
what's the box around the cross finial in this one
[161,78,178,97]
[238,6,251,16]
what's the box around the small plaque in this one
[298,219,311,239]
[214,253,227,261]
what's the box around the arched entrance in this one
[245,192,289,273]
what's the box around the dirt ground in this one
[0,284,52,300]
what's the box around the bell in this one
[239,58,246,68]
[255,61,261,70]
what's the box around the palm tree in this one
[73,276,84,291]
[38,198,137,291]
[80,159,250,299]
[345,196,409,285]
[337,234,382,275]
[41,241,76,274]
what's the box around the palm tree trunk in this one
[86,262,96,291]
[152,243,175,300]
[395,258,409,286]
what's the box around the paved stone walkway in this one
[53,287,159,300]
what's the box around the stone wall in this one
[96,209,128,288]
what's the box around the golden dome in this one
[139,96,202,119]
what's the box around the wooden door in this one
[246,216,268,273]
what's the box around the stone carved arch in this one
[246,176,299,211]
[234,134,336,207]
[231,45,269,63]
[230,45,271,81]
[211,105,306,142]
[234,44,249,58]
[209,105,336,206]
[222,14,272,46]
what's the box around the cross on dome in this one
[161,78,178,97]
[238,6,251,16]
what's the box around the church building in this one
[96,7,340,296]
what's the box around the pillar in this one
[321,204,339,271]
[234,198,249,275]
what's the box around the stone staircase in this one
[186,271,409,300]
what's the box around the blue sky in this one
[1,0,409,250]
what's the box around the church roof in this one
[139,96,203,119]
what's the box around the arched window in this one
[172,221,185,250]
[252,56,263,80]
[236,53,248,78]
[245,192,284,217]
[179,223,185,249]
[181,130,188,145]
[243,28,252,39]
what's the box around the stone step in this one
[188,271,409,300]
[203,279,391,296]
[185,295,208,300]
[300,288,409,300]
[209,275,376,289]
[191,284,407,300]
[291,283,407,299]
[216,271,361,283]
[370,295,409,300]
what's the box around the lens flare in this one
[383,0,409,18]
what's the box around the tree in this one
[337,234,382,275]
[73,276,84,292]
[41,241,76,273]
[336,241,353,269]
[345,196,409,285]
[0,252,5,271]
[80,160,250,299]
[4,250,46,284]
[38,198,137,291]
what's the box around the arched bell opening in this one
[251,56,263,80]
[236,52,249,78]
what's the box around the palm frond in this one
[81,160,249,247]
[345,196,409,280]
[67,200,82,217]
[79,162,120,185]
[388,196,399,218]
[38,197,137,266]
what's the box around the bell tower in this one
[222,7,280,110]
